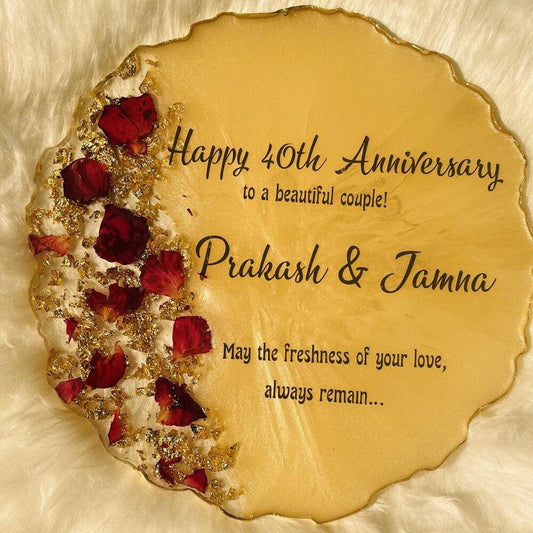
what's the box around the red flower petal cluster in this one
[140,250,185,298]
[108,409,124,445]
[154,377,205,427]
[156,456,182,486]
[86,343,127,388]
[183,469,208,493]
[28,234,70,256]
[98,94,157,155]
[94,204,149,265]
[61,158,110,203]
[55,378,84,403]
[64,318,77,343]
[172,316,212,360]
[86,283,143,321]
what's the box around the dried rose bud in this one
[154,377,205,427]
[140,250,185,298]
[156,456,182,486]
[86,343,127,389]
[86,283,143,321]
[64,318,77,343]
[98,93,157,155]
[55,378,84,403]
[183,469,208,493]
[172,316,212,360]
[28,234,70,256]
[108,409,124,445]
[94,204,149,265]
[61,157,110,203]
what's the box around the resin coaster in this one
[27,7,533,522]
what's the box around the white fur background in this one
[1,0,532,531]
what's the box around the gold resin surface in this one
[141,8,532,521]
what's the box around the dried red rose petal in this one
[154,377,205,427]
[65,318,77,343]
[55,378,84,403]
[61,157,110,203]
[98,93,157,155]
[86,283,143,321]
[172,316,212,360]
[156,456,181,486]
[183,469,208,493]
[94,204,150,265]
[140,251,185,298]
[28,234,70,256]
[86,343,127,388]
[108,409,124,445]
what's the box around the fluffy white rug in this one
[1,0,532,531]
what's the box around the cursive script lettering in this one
[335,135,502,191]
[195,235,328,284]
[380,250,496,293]
[168,126,249,180]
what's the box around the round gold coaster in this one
[28,7,533,522]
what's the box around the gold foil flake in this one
[92,144,118,171]
[136,203,160,224]
[74,254,96,279]
[158,117,170,131]
[81,135,109,158]
[53,147,73,166]
[73,318,115,366]
[147,429,190,460]
[109,166,157,206]
[94,90,111,107]
[81,237,97,249]
[167,103,185,121]
[110,388,128,407]
[31,291,62,314]
[119,55,139,80]
[62,254,75,268]
[159,299,189,320]
[132,428,146,443]
[136,385,154,397]
[190,424,206,438]
[182,447,205,470]
[28,208,47,234]
[139,73,155,94]
[122,311,159,353]
[44,175,61,189]
[47,269,63,286]
[145,59,159,67]
[49,187,63,200]
[94,267,138,287]
[77,119,96,142]
[206,445,238,472]
[52,197,85,235]
[207,482,241,506]
[144,132,165,155]
[77,393,116,420]
[132,355,162,381]
[133,183,153,200]
[47,350,79,380]
[87,100,104,122]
